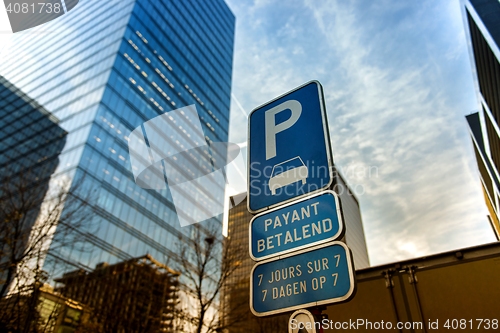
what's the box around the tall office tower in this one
[462,0,500,239]
[0,76,67,293]
[223,170,369,331]
[0,0,234,293]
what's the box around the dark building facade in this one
[0,76,67,296]
[0,76,67,183]
[55,255,180,333]
[463,0,500,239]
[0,0,235,281]
[223,169,369,332]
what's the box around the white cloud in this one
[306,1,496,264]
[226,0,496,265]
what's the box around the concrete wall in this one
[323,242,500,332]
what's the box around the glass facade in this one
[0,75,67,184]
[0,75,67,294]
[0,0,235,280]
[463,0,500,239]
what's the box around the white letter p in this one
[265,100,302,160]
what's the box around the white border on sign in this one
[249,241,356,317]
[248,190,345,261]
[246,80,334,214]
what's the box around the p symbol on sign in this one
[264,99,302,160]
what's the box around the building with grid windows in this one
[54,254,180,332]
[0,0,235,318]
[462,0,500,239]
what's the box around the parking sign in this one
[247,81,333,213]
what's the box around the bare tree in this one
[174,223,247,333]
[0,168,96,332]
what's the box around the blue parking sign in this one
[247,81,333,213]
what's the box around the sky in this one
[224,0,498,266]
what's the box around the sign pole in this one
[309,306,327,333]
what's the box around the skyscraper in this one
[462,0,500,239]
[0,0,234,287]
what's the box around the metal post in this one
[406,266,427,333]
[310,306,327,333]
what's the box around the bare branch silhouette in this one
[0,167,97,332]
[174,223,247,333]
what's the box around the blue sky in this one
[225,0,497,265]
